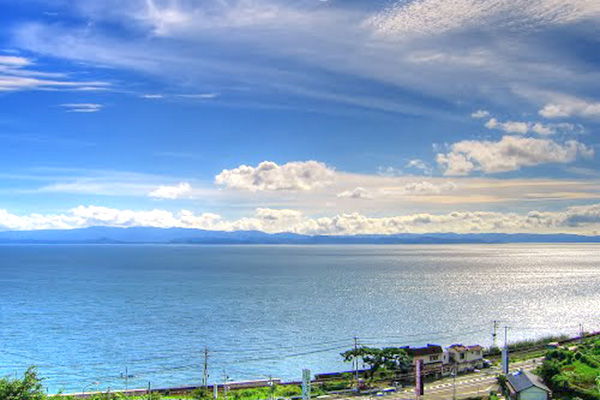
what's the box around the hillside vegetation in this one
[538,338,600,400]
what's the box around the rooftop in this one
[403,344,443,357]
[507,370,551,393]
[447,344,483,352]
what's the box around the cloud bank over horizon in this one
[2,203,600,236]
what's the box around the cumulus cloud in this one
[70,205,179,227]
[539,96,600,119]
[401,181,457,194]
[215,161,335,191]
[3,203,600,234]
[485,117,580,136]
[471,110,490,119]
[405,159,432,174]
[337,187,375,200]
[437,135,594,175]
[148,182,192,199]
[485,118,529,134]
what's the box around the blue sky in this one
[1,0,600,234]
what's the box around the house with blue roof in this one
[506,370,551,400]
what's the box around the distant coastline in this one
[1,226,600,245]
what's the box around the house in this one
[446,344,485,373]
[545,342,560,350]
[402,344,450,378]
[506,370,551,400]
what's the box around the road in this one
[361,358,543,400]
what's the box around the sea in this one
[0,244,599,394]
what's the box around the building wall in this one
[518,386,548,400]
[463,350,483,363]
[412,354,443,366]
[448,349,483,363]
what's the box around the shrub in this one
[0,366,46,400]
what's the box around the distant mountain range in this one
[0,226,599,244]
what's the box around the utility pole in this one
[223,369,229,400]
[125,366,128,391]
[353,337,359,392]
[452,367,457,400]
[203,347,209,388]
[492,320,498,349]
[302,369,311,400]
[502,326,509,374]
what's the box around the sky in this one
[1,0,600,235]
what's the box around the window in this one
[460,353,465,360]
[430,355,439,361]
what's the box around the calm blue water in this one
[1,244,599,393]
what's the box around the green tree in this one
[341,346,412,378]
[0,366,46,400]
[538,359,561,388]
[378,347,412,372]
[550,374,570,391]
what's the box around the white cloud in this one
[11,0,600,120]
[131,0,309,34]
[215,160,335,191]
[401,181,457,195]
[484,117,579,136]
[485,118,529,134]
[148,182,192,199]
[437,135,594,175]
[0,54,109,92]
[0,209,79,231]
[70,205,179,228]
[0,55,31,67]
[377,166,403,177]
[337,187,375,200]
[141,93,164,99]
[531,122,554,135]
[176,93,219,99]
[471,110,490,119]
[3,203,600,234]
[140,0,191,35]
[405,159,432,174]
[337,181,455,201]
[60,103,103,113]
[367,0,600,37]
[539,96,600,119]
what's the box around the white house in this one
[506,370,551,400]
[446,344,485,373]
